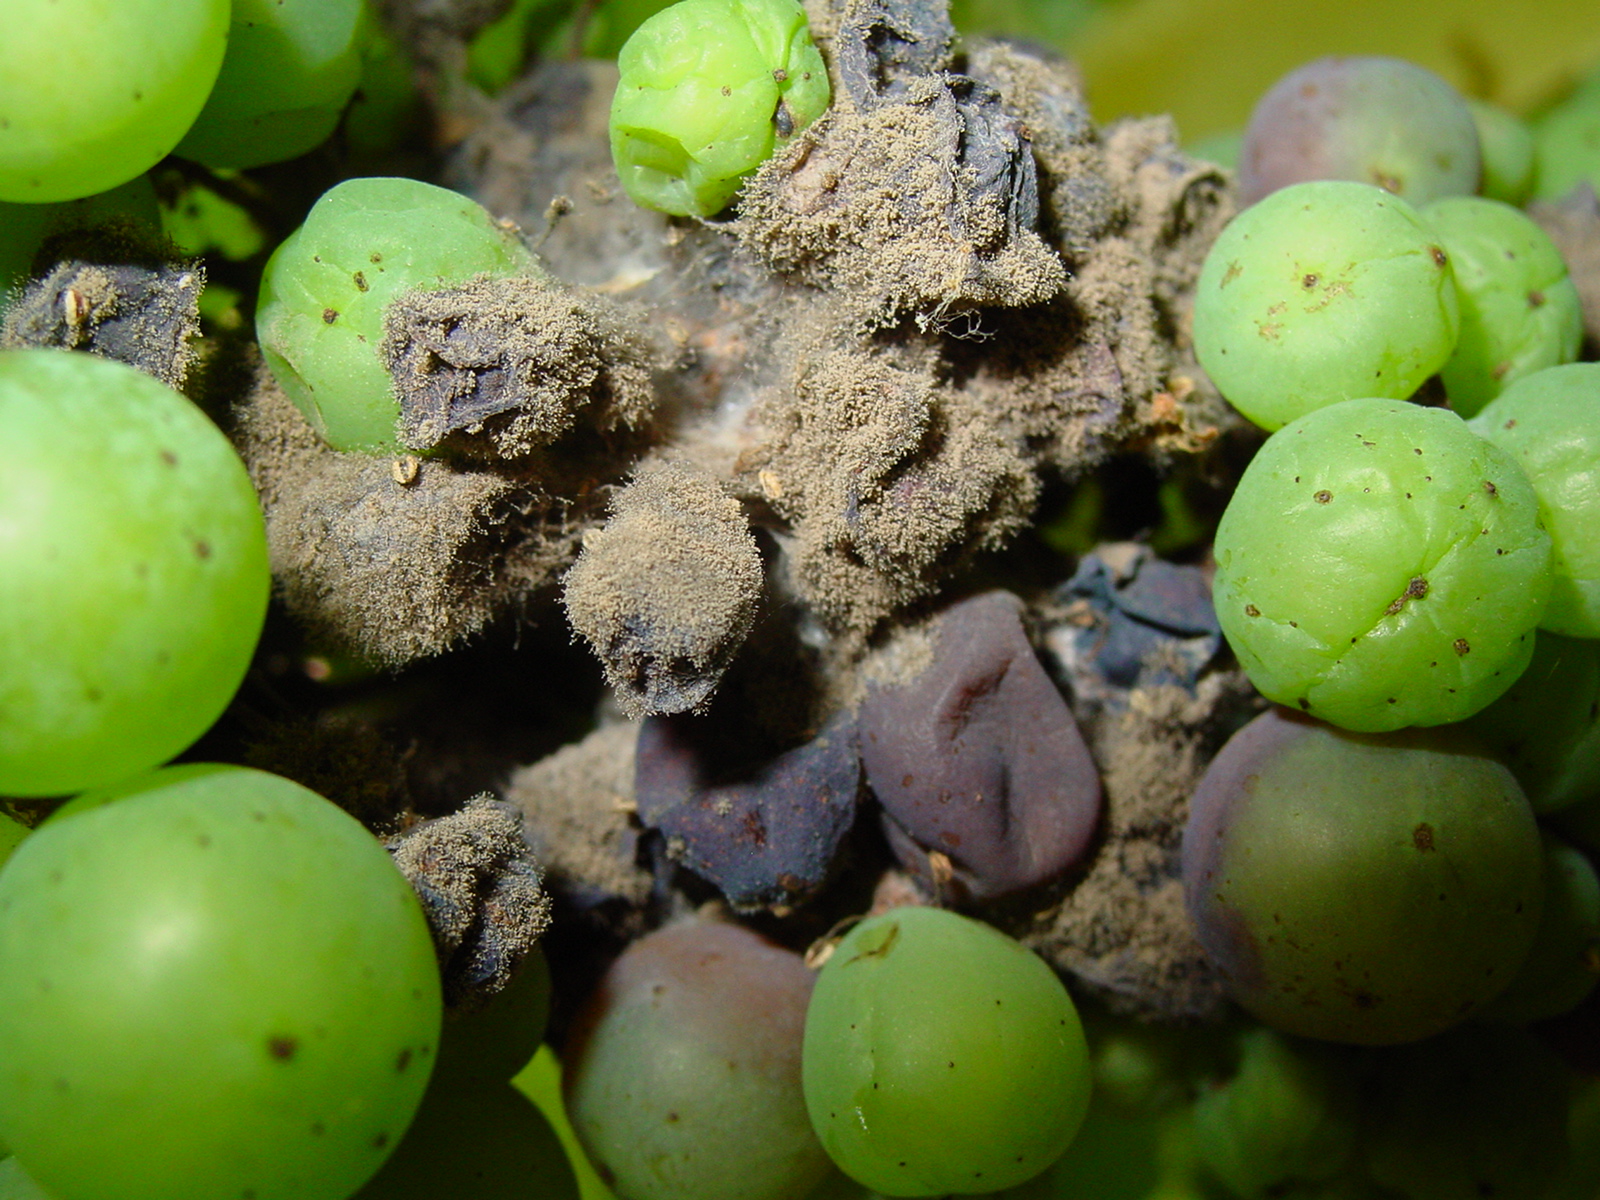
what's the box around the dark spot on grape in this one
[1528,289,1546,307]
[195,540,211,559]
[1413,823,1435,851]
[1504,418,1517,430]
[311,1121,325,1135]
[1429,245,1448,267]
[1288,620,1299,628]
[48,869,62,884]
[133,90,142,102]
[652,983,666,996]
[313,255,322,262]
[322,308,338,324]
[353,271,369,292]
[196,833,210,848]
[1384,575,1429,615]
[1483,480,1498,496]
[373,1133,389,1150]
[1387,697,1397,704]
[267,1035,299,1061]
[86,686,102,702]
[161,449,178,466]
[721,85,731,96]
[1454,638,1471,656]
[1221,260,1243,287]
[1245,604,1261,616]
[396,1048,411,1072]
[1414,447,1423,455]
[666,1110,681,1121]
[370,252,382,263]
[1298,698,1311,711]
[1302,273,1319,289]
[1314,490,1332,503]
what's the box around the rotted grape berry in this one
[1182,708,1544,1045]
[609,0,830,218]
[1212,397,1550,732]
[1192,181,1459,432]
[1237,56,1481,206]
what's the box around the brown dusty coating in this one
[388,794,553,1009]
[1022,677,1249,1019]
[505,721,655,913]
[235,364,598,665]
[382,271,661,458]
[563,461,764,717]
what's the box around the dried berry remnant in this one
[1,255,203,389]
[563,461,764,717]
[635,708,861,910]
[382,272,659,457]
[859,590,1103,901]
[387,795,553,1010]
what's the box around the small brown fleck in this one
[1302,272,1319,289]
[1429,245,1448,267]
[322,308,338,324]
[1314,489,1332,504]
[1245,604,1261,616]
[267,1036,299,1061]
[1454,638,1471,656]
[1528,289,1545,308]
[1413,823,1436,851]
[353,270,369,292]
[1484,480,1498,497]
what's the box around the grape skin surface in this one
[0,765,443,1200]
[0,348,270,797]
[1212,397,1551,732]
[1192,181,1459,432]
[0,0,229,202]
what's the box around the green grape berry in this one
[610,0,830,218]
[1192,180,1460,431]
[1469,363,1600,639]
[1421,195,1582,417]
[1464,98,1535,206]
[255,177,535,452]
[174,0,371,170]
[0,348,270,797]
[0,0,229,202]
[1212,397,1551,732]
[802,906,1091,1197]
[1,174,162,293]
[0,764,443,1200]
[1531,71,1600,202]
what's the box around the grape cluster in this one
[3,6,1600,1200]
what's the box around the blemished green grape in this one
[1461,630,1600,814]
[1182,708,1546,1045]
[1192,181,1459,432]
[0,0,228,202]
[1469,363,1600,638]
[1,174,162,293]
[256,177,535,452]
[173,0,371,170]
[1474,834,1600,1024]
[1464,99,1535,205]
[1363,1025,1572,1200]
[0,348,270,797]
[1420,195,1582,417]
[610,0,830,218]
[802,906,1091,1197]
[0,764,443,1200]
[1191,1029,1361,1199]
[1212,397,1551,732]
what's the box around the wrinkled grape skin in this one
[1192,182,1459,432]
[0,765,443,1200]
[0,0,229,202]
[0,349,270,797]
[1212,397,1550,732]
[1182,708,1544,1045]
[563,918,831,1200]
[256,177,535,452]
[1238,56,1481,207]
[1421,196,1582,417]
[802,907,1090,1197]
[610,0,830,218]
[174,0,370,170]
[1469,363,1600,638]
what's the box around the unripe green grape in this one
[802,906,1091,1197]
[0,817,27,875]
[1464,99,1535,206]
[610,0,830,218]
[0,0,228,202]
[1213,397,1551,732]
[0,1158,53,1200]
[1192,181,1459,432]
[256,177,535,452]
[1461,630,1600,814]
[1237,57,1481,207]
[1474,834,1600,1023]
[1192,1029,1362,1198]
[0,764,443,1200]
[1421,196,1582,417]
[1531,72,1600,202]
[432,946,552,1086]
[0,348,270,798]
[1182,708,1545,1045]
[1469,363,1600,638]
[1,174,162,293]
[174,0,371,170]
